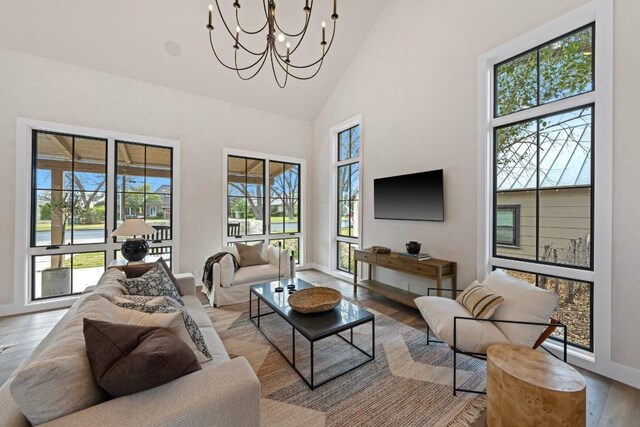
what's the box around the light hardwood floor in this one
[0,269,639,427]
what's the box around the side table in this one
[487,344,586,427]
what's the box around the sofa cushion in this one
[83,318,201,397]
[483,269,558,347]
[236,243,269,268]
[93,268,127,296]
[118,263,184,305]
[112,298,212,363]
[414,296,509,353]
[456,281,504,319]
[232,264,280,286]
[122,258,180,293]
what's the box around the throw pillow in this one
[235,243,268,268]
[112,299,212,362]
[83,318,201,397]
[483,269,558,347]
[118,263,184,305]
[123,258,180,293]
[456,281,504,319]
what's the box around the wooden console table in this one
[353,248,457,308]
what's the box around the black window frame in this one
[31,250,106,301]
[338,125,360,161]
[495,205,520,247]
[336,163,359,238]
[337,241,357,274]
[31,130,109,248]
[492,103,595,271]
[268,160,302,236]
[227,155,266,238]
[494,23,595,118]
[114,141,174,243]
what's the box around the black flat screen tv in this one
[374,169,444,221]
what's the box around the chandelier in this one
[206,0,339,88]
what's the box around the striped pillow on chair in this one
[456,281,504,319]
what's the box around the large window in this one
[490,24,595,350]
[335,124,361,274]
[116,142,173,242]
[26,127,178,302]
[225,152,303,264]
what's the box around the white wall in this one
[0,47,312,310]
[311,0,640,381]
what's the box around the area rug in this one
[203,299,487,427]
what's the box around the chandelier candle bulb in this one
[286,43,291,63]
[322,21,326,44]
[235,26,240,48]
[332,0,338,19]
[207,4,213,30]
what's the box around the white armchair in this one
[203,244,295,307]
[415,269,566,395]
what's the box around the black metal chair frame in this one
[424,287,568,396]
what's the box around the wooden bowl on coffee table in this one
[288,287,342,314]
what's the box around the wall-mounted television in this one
[374,169,444,222]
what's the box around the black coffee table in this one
[249,279,375,389]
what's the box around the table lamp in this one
[111,219,157,262]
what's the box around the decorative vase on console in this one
[406,241,421,255]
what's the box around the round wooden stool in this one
[487,344,586,427]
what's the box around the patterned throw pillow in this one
[456,281,504,320]
[118,264,184,305]
[236,243,268,268]
[112,300,212,362]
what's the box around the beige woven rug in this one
[204,299,486,427]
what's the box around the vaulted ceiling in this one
[0,0,387,121]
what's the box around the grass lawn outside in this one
[63,252,105,269]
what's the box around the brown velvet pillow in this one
[123,258,179,292]
[83,318,201,397]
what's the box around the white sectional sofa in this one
[0,269,261,427]
[203,244,295,307]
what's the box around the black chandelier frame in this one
[207,0,338,88]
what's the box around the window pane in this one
[540,27,593,104]
[496,192,535,259]
[74,137,107,192]
[228,197,247,236]
[116,143,145,191]
[246,197,265,235]
[270,197,284,234]
[284,164,300,199]
[337,241,351,273]
[338,165,350,200]
[350,201,359,238]
[145,146,172,192]
[496,50,538,116]
[350,126,360,158]
[33,254,73,299]
[34,190,73,247]
[338,130,350,161]
[338,202,350,237]
[270,238,300,264]
[539,107,592,189]
[71,252,106,294]
[539,188,591,268]
[72,191,106,244]
[35,133,72,190]
[351,163,360,200]
[283,199,299,233]
[496,120,537,191]
[148,247,172,268]
[246,159,264,198]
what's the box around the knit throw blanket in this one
[202,252,240,291]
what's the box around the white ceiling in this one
[0,0,387,121]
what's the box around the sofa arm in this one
[41,357,260,427]
[174,273,196,296]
